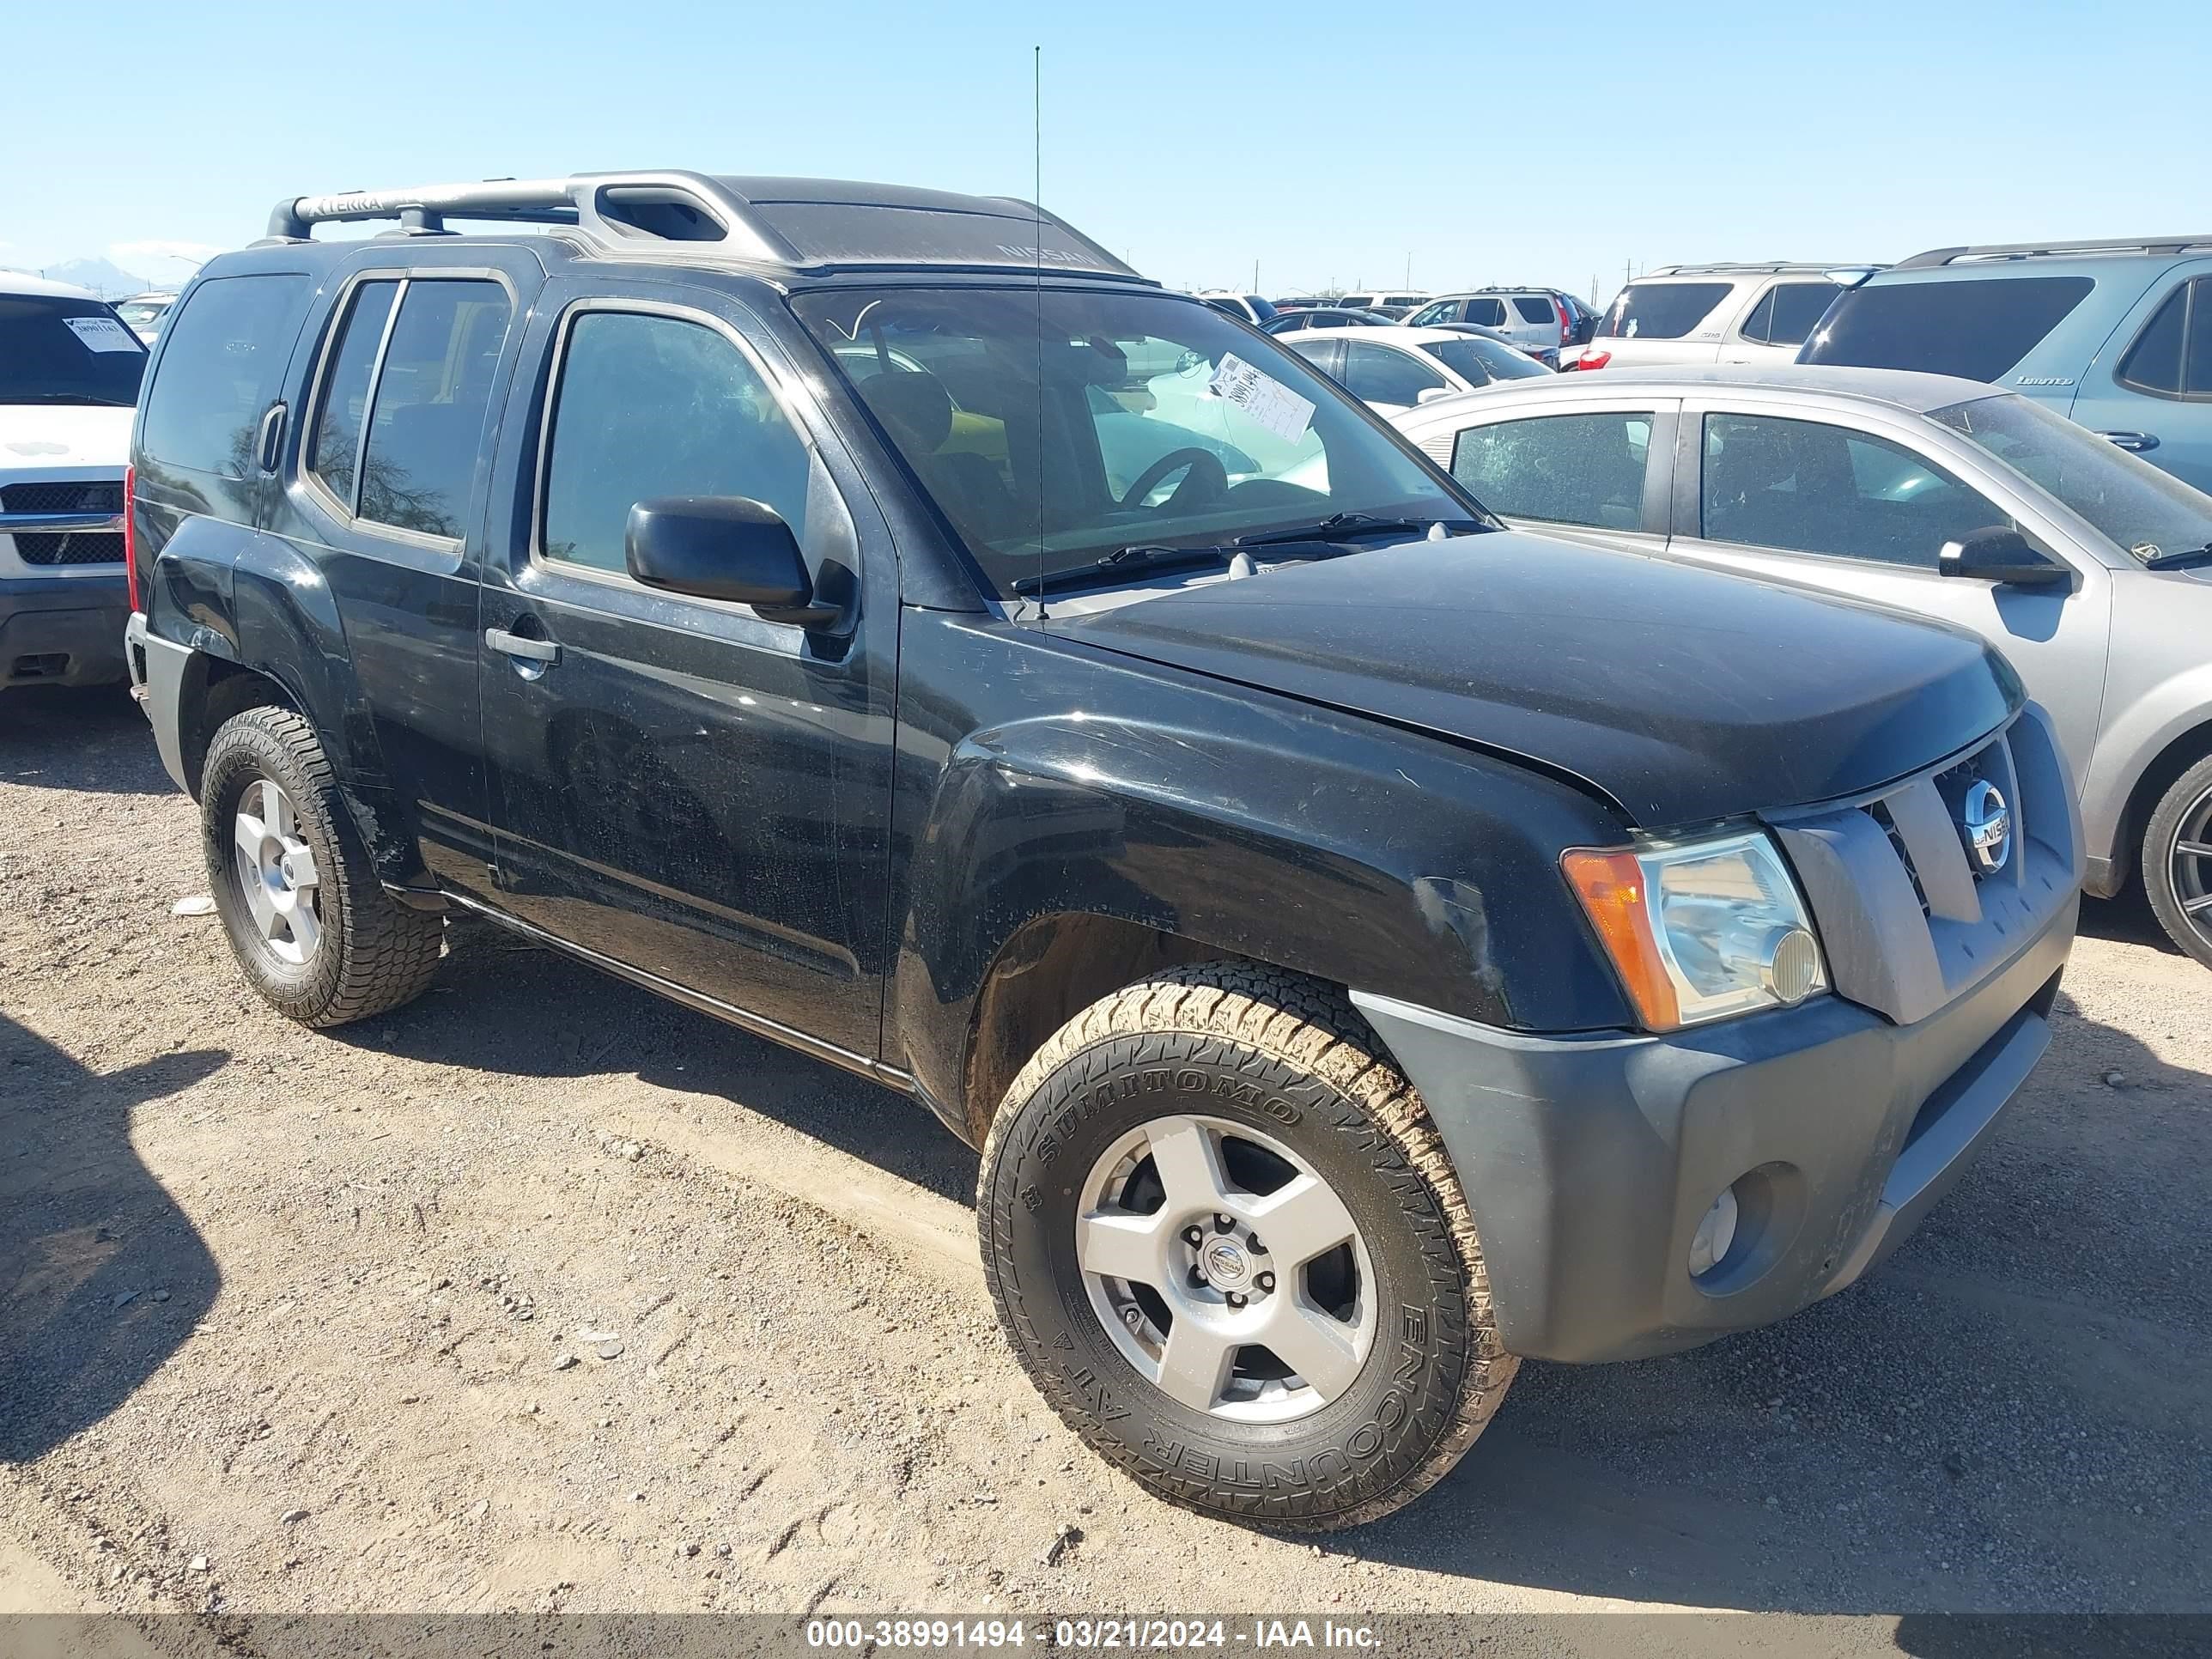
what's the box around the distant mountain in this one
[2,257,149,297]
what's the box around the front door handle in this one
[484,627,561,665]
[256,403,287,473]
[2099,430,2160,453]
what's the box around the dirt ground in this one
[3,684,2209,1653]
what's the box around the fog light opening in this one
[1688,1184,1741,1280]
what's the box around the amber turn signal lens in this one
[1561,848,1681,1030]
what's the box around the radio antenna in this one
[1032,43,1048,621]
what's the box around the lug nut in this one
[1188,1267,1207,1289]
[1256,1273,1275,1292]
[1226,1292,1247,1309]
[1215,1213,1235,1231]
[1247,1237,1265,1255]
[1182,1226,1204,1247]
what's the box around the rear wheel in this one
[977,963,1516,1530]
[200,706,444,1025]
[2143,754,2212,970]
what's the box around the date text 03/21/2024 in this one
[803,1618,1382,1650]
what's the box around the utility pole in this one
[1404,252,1413,289]
[1253,258,1260,295]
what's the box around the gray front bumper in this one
[1354,891,2075,1364]
[1,574,129,687]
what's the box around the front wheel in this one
[977,964,1516,1530]
[2143,754,2212,970]
[200,705,445,1025]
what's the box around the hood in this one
[0,404,135,471]
[1054,532,2019,829]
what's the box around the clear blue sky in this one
[10,0,2209,301]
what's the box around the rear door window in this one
[1449,411,1652,529]
[1599,282,1732,340]
[342,279,514,538]
[1740,282,1841,346]
[1700,412,2009,568]
[138,274,310,477]
[1800,276,2095,381]
[1463,298,1508,326]
[2118,278,2212,398]
[1338,343,1448,406]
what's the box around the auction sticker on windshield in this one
[64,315,143,353]
[1209,353,1315,446]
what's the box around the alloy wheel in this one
[230,776,323,967]
[1075,1114,1376,1423]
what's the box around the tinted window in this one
[1511,296,1555,325]
[1339,342,1449,406]
[1762,282,1842,347]
[1464,298,1508,326]
[0,295,148,407]
[1599,282,1732,341]
[2117,280,2212,398]
[1449,412,1651,529]
[542,311,811,575]
[1738,289,1778,343]
[139,275,308,476]
[1420,337,1548,385]
[306,282,399,509]
[1407,301,1457,326]
[356,280,511,537]
[1800,276,2094,381]
[1701,412,2008,568]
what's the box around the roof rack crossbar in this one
[1643,261,1852,276]
[262,171,805,266]
[1897,235,2212,269]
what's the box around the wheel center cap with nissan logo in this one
[1201,1237,1252,1289]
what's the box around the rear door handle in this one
[484,627,561,665]
[256,402,287,473]
[2099,430,2160,453]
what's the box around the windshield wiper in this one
[2141,544,2212,570]
[1231,513,1484,548]
[1011,543,1231,596]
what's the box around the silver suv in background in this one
[1390,362,2212,967]
[1407,290,1569,365]
[1568,264,1867,371]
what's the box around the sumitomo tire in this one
[978,963,1516,1530]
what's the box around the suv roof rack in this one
[258,170,1150,282]
[1895,235,2212,268]
[1640,262,1850,276]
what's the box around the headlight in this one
[1562,831,1826,1030]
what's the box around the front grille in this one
[1864,799,1933,917]
[13,532,125,567]
[1,481,124,515]
[1775,710,2074,1027]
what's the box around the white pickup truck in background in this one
[0,271,144,690]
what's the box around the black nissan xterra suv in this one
[125,172,2081,1530]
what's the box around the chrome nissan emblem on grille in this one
[1961,781,2012,875]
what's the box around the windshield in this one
[791,285,1479,599]
[0,295,148,405]
[1421,337,1549,385]
[1930,393,2212,562]
[114,298,172,328]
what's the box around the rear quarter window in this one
[1799,275,2094,382]
[139,274,312,477]
[1599,282,1733,341]
[1511,296,1556,324]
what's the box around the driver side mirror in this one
[626,496,843,627]
[1938,525,2069,587]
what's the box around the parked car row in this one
[114,169,2083,1538]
